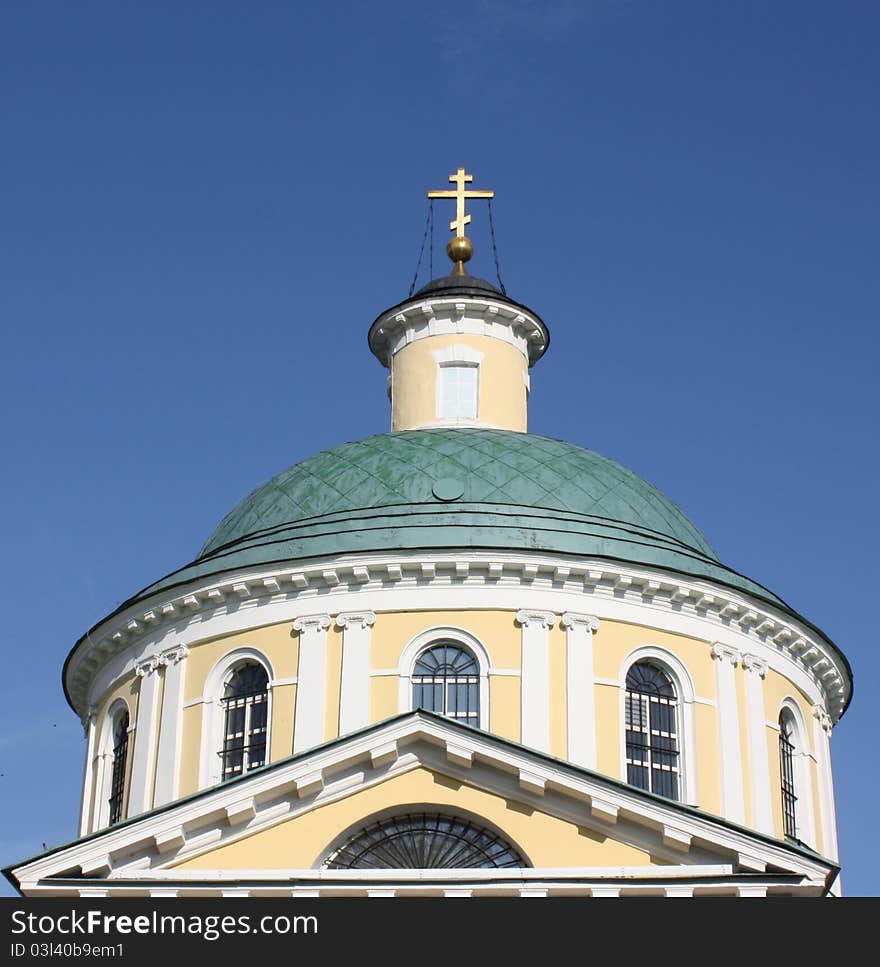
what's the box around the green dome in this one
[137,428,782,606]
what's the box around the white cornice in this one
[65,550,850,723]
[369,296,548,367]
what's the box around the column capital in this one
[562,612,600,633]
[710,642,740,666]
[159,644,189,666]
[135,655,162,678]
[293,613,331,634]
[812,703,833,734]
[336,611,376,630]
[741,653,767,678]
[516,609,556,629]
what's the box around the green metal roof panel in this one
[123,428,790,609]
[201,429,717,561]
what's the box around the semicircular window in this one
[324,813,526,869]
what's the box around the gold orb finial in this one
[446,236,473,276]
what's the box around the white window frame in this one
[199,648,275,790]
[778,698,816,846]
[618,647,697,805]
[94,699,133,830]
[433,344,483,423]
[398,627,490,730]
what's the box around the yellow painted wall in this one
[549,622,567,760]
[390,333,528,432]
[173,766,658,871]
[323,625,343,742]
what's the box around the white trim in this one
[517,610,556,753]
[711,643,746,825]
[812,704,838,863]
[431,344,484,364]
[779,698,817,849]
[742,654,773,835]
[435,360,480,423]
[370,296,548,367]
[78,707,97,837]
[292,615,331,754]
[93,699,131,831]
[127,658,162,818]
[397,626,490,730]
[337,612,376,737]
[562,613,599,769]
[199,648,275,791]
[618,646,697,806]
[67,551,848,726]
[153,645,189,808]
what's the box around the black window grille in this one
[220,663,269,780]
[779,712,799,840]
[412,643,479,726]
[324,813,527,869]
[108,709,129,826]
[625,662,680,800]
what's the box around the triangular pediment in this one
[6,712,836,896]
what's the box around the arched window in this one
[107,707,129,825]
[779,709,799,840]
[220,662,269,781]
[624,662,680,800]
[412,643,479,726]
[323,813,526,869]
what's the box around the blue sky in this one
[1,1,877,894]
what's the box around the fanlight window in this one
[779,710,799,840]
[220,662,269,780]
[624,662,680,800]
[412,643,479,726]
[108,708,129,826]
[324,813,526,869]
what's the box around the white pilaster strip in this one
[812,705,839,862]
[152,645,190,807]
[127,656,163,816]
[562,613,599,769]
[742,654,773,835]
[293,614,331,753]
[516,610,556,753]
[78,707,97,837]
[337,612,376,736]
[710,643,746,825]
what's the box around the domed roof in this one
[136,428,783,606]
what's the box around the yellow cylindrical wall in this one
[390,333,528,432]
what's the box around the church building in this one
[6,170,850,897]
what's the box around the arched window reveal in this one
[324,813,526,869]
[779,711,799,840]
[220,662,269,780]
[412,643,479,726]
[625,662,680,800]
[108,708,129,826]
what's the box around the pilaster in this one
[711,643,745,825]
[516,610,556,753]
[562,612,600,769]
[337,611,376,736]
[293,614,332,753]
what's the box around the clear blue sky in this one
[1,1,877,895]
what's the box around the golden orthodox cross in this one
[428,167,494,238]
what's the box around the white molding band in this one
[67,551,849,723]
[517,610,556,753]
[292,615,331,754]
[710,643,746,825]
[153,645,189,808]
[78,707,97,837]
[741,654,773,835]
[127,658,162,818]
[337,612,376,737]
[812,704,838,863]
[562,613,599,769]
